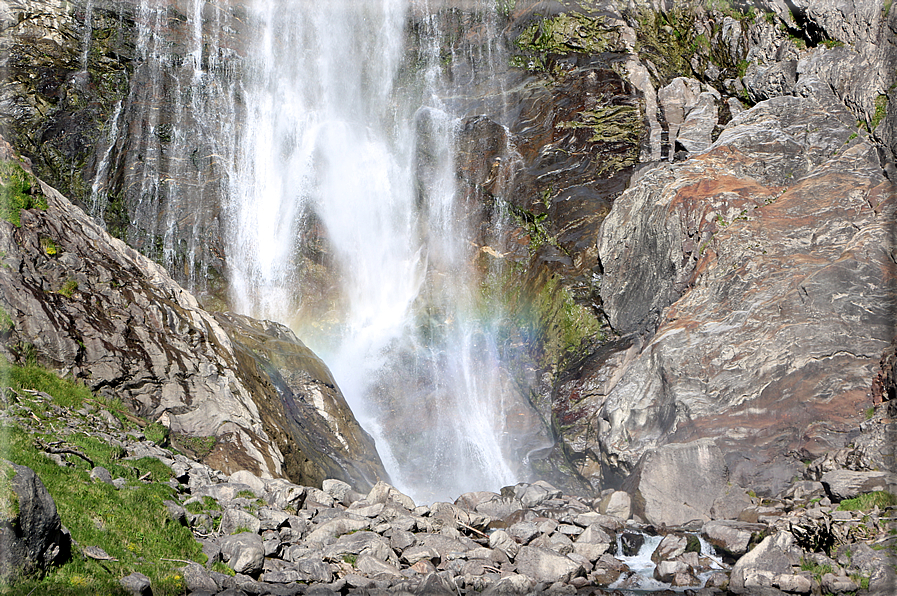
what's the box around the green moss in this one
[0,161,47,227]
[837,491,897,511]
[512,11,618,72]
[871,94,888,130]
[885,0,893,17]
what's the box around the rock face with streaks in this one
[561,83,895,495]
[0,137,386,490]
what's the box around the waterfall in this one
[225,0,548,503]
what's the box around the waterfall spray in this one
[226,0,549,502]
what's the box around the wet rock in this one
[702,520,767,559]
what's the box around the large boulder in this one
[561,80,895,495]
[819,470,897,502]
[0,462,71,581]
[0,145,387,490]
[622,439,729,527]
[514,545,583,584]
[728,532,804,595]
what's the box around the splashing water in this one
[226,0,550,503]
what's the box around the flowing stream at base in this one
[225,0,545,503]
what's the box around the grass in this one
[0,361,207,594]
[871,94,889,130]
[800,557,834,582]
[837,491,897,512]
[0,161,47,227]
[59,280,79,298]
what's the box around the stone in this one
[219,533,265,576]
[163,500,187,526]
[651,534,687,564]
[355,554,402,578]
[0,462,71,581]
[182,562,219,593]
[480,573,534,595]
[702,520,767,558]
[90,466,114,485]
[514,481,562,508]
[774,573,813,593]
[729,532,803,594]
[229,470,266,496]
[219,508,262,536]
[623,439,729,527]
[488,529,519,558]
[295,556,333,583]
[597,491,631,520]
[306,516,370,546]
[820,470,896,501]
[619,532,644,557]
[323,478,353,503]
[507,521,540,545]
[654,560,689,583]
[514,546,583,584]
[821,573,858,593]
[119,571,152,596]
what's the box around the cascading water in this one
[226,0,549,503]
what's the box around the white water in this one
[610,532,726,593]
[226,0,545,503]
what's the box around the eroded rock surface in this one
[0,140,386,489]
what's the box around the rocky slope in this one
[3,381,895,595]
[0,137,386,490]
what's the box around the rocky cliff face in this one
[1,0,895,501]
[0,137,387,490]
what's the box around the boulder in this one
[514,546,583,584]
[729,532,803,594]
[597,491,631,520]
[218,509,261,536]
[219,533,265,576]
[0,462,71,581]
[622,439,728,526]
[702,520,767,559]
[119,572,153,596]
[819,470,896,501]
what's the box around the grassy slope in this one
[1,361,205,595]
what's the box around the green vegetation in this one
[837,491,897,512]
[0,306,13,333]
[885,0,893,18]
[343,554,357,566]
[143,421,170,446]
[58,279,79,298]
[1,360,93,409]
[512,12,617,73]
[174,433,217,459]
[41,237,58,256]
[871,94,889,130]
[0,362,205,594]
[865,406,876,420]
[555,104,642,174]
[0,460,18,520]
[800,557,834,583]
[0,161,47,227]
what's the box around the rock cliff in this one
[0,137,387,490]
[1,0,895,503]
